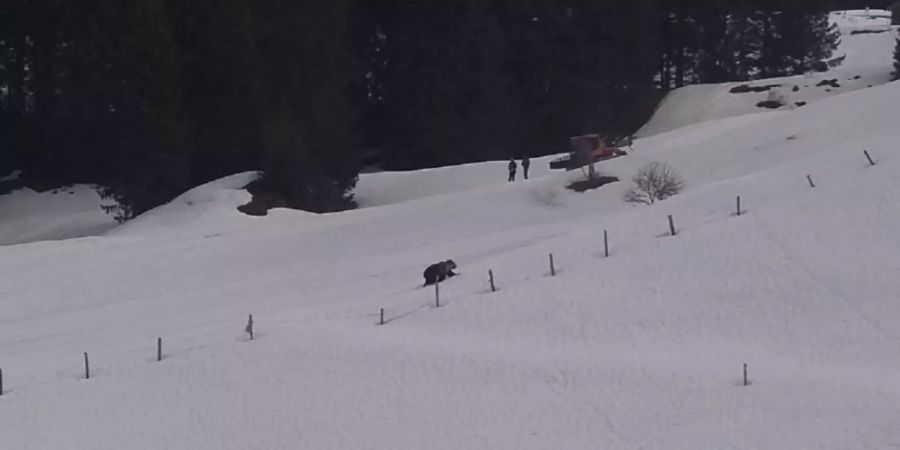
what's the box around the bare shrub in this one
[623,162,684,205]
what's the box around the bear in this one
[423,259,458,286]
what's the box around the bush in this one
[623,162,684,205]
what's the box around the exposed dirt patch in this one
[730,84,781,94]
[816,79,841,88]
[238,190,290,216]
[756,100,783,109]
[850,28,890,35]
[566,176,619,193]
[238,178,357,216]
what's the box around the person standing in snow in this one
[508,158,517,182]
[521,156,530,180]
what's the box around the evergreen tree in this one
[86,0,191,221]
[0,3,24,176]
[164,0,265,187]
[894,34,900,81]
[368,0,662,170]
[764,9,839,77]
[251,0,360,211]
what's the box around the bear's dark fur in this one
[423,260,458,286]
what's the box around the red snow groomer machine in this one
[549,133,631,178]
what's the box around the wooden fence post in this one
[549,253,556,276]
[245,314,254,340]
[379,308,385,325]
[84,352,90,380]
[603,230,609,258]
[736,196,742,216]
[668,215,676,236]
[807,175,815,188]
[435,281,440,307]
[157,337,162,362]
[743,363,749,386]
[489,270,496,292]
[864,149,875,166]
[0,368,3,396]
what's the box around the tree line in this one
[0,0,878,219]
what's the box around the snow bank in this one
[106,172,262,239]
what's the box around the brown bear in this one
[423,259,458,286]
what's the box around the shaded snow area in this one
[0,184,118,246]
[637,9,896,137]
[2,52,900,448]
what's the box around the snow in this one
[355,157,561,207]
[3,11,900,450]
[637,10,897,137]
[0,184,118,246]
[106,172,262,239]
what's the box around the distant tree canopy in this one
[0,0,857,219]
[894,34,900,80]
[356,0,844,170]
[0,0,360,220]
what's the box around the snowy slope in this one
[105,172,264,239]
[354,155,563,207]
[0,184,118,246]
[3,59,900,450]
[2,11,894,244]
[637,10,896,137]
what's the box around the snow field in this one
[2,10,900,449]
[4,79,900,447]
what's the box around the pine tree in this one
[251,0,360,212]
[658,3,840,85]
[367,0,662,170]
[93,0,192,221]
[893,34,900,81]
[769,10,839,76]
[0,0,191,220]
[164,0,266,187]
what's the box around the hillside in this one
[1,30,900,446]
[1,11,895,243]
[637,9,896,137]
